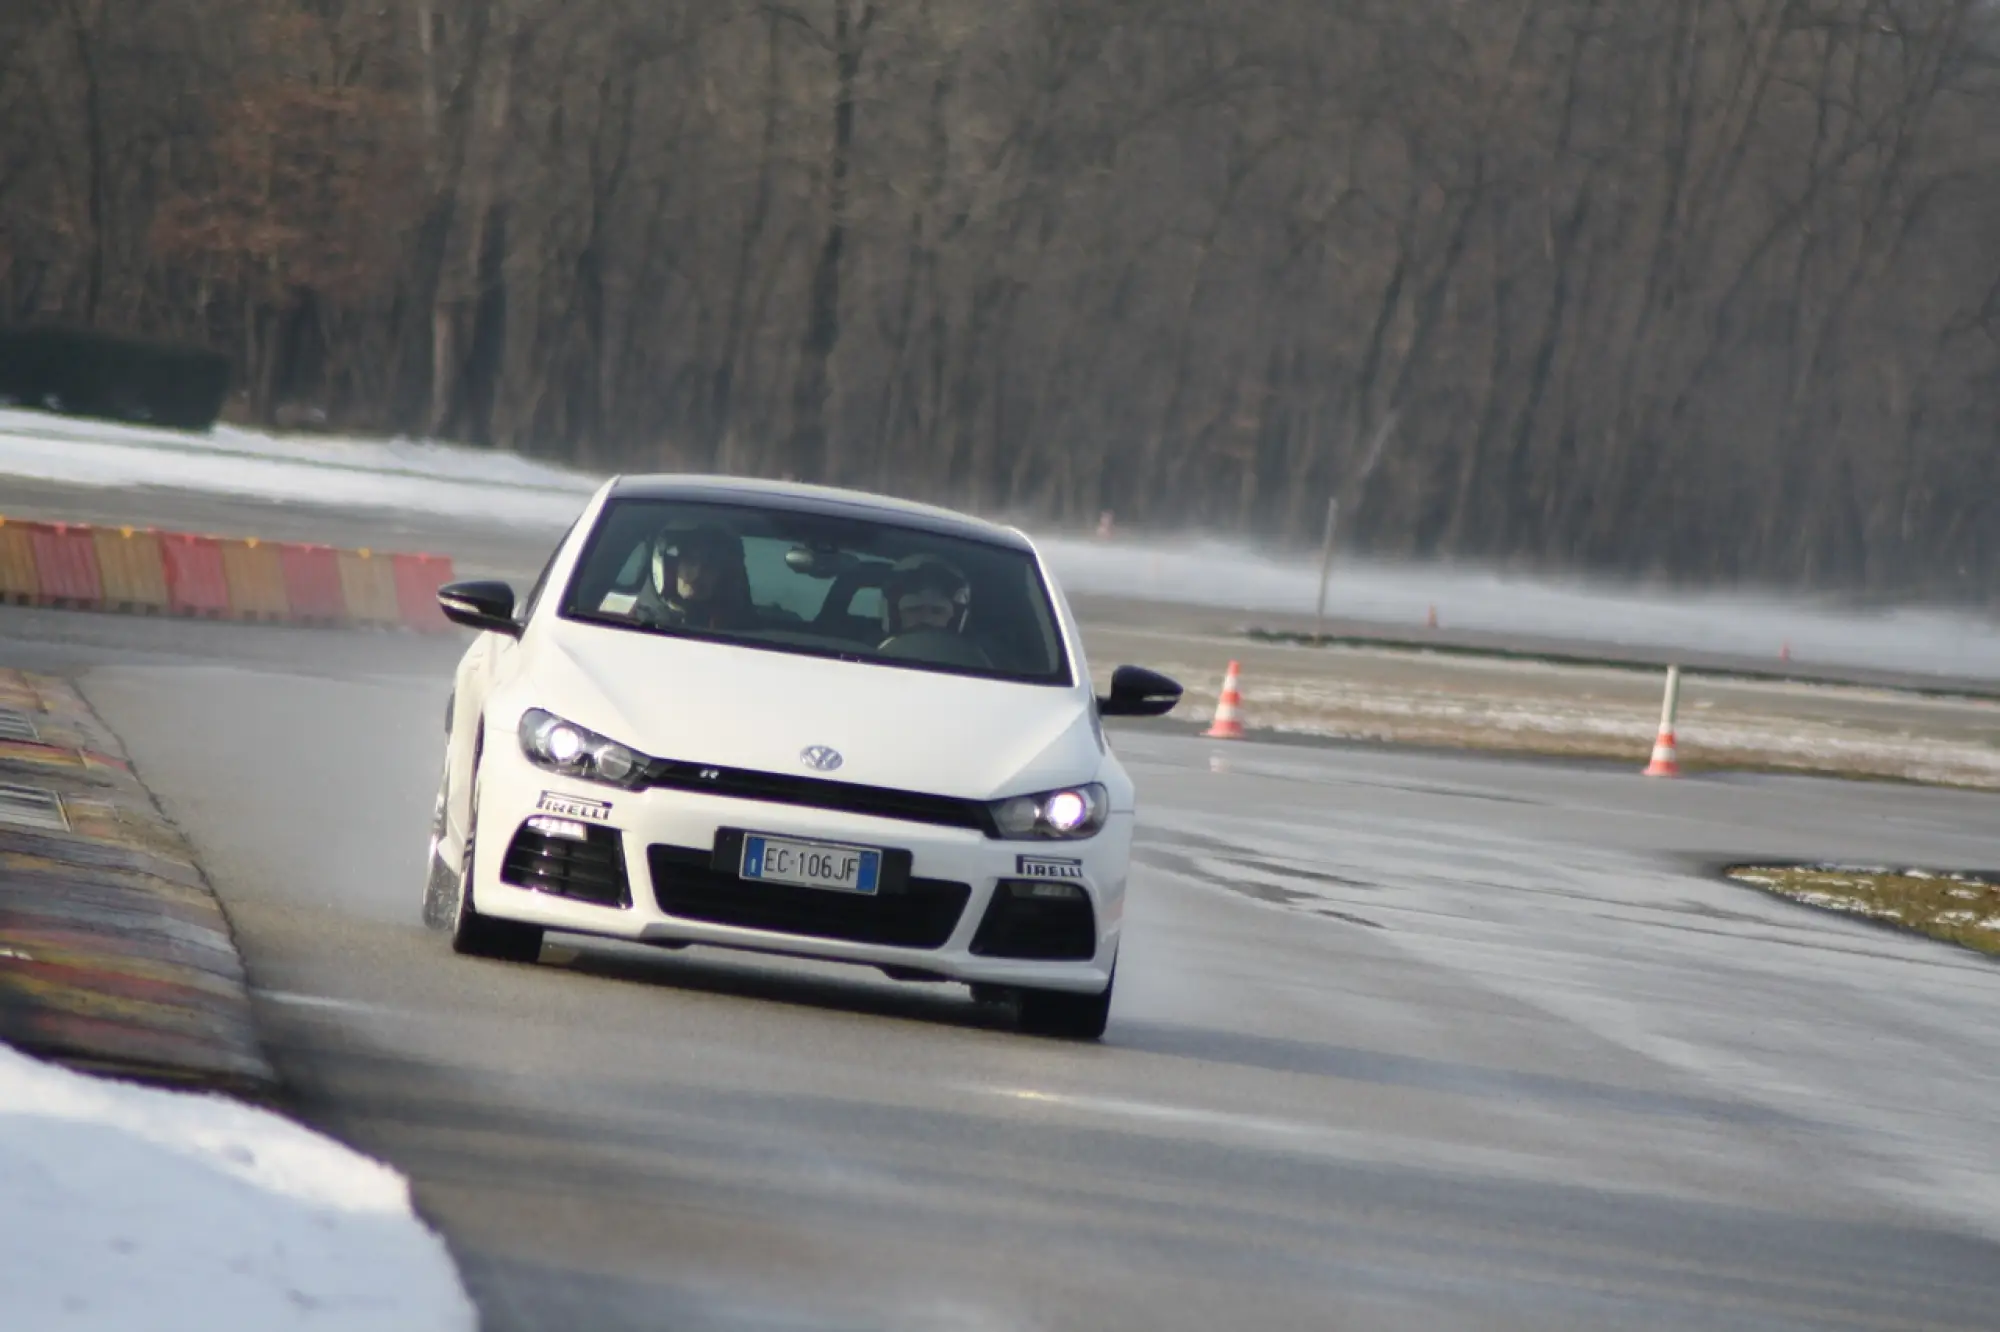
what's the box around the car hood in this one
[523,619,1102,801]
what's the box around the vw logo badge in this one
[799,745,844,773]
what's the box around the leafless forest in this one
[3,1,1999,591]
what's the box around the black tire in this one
[1017,966,1115,1041]
[450,769,544,964]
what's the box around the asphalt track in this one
[6,487,2000,1328]
[0,599,1996,1331]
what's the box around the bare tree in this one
[3,0,1999,597]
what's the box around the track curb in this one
[0,668,275,1095]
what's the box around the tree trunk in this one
[791,0,874,484]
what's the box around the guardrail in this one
[0,516,455,633]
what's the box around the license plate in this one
[740,834,882,895]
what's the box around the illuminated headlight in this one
[518,708,648,787]
[989,783,1109,840]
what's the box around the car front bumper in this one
[466,746,1127,993]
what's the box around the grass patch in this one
[1727,864,2000,956]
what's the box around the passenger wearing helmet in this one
[881,555,970,636]
[637,525,751,630]
[878,555,990,668]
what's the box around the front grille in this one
[970,881,1098,961]
[640,759,994,836]
[502,822,631,907]
[648,844,970,948]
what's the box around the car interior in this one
[559,500,1070,684]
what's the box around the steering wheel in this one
[877,629,993,670]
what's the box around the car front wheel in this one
[450,770,545,964]
[420,765,456,929]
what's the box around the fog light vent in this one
[971,880,1096,961]
[502,819,630,907]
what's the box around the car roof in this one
[603,475,1034,552]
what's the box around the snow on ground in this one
[0,1039,475,1331]
[1036,535,2000,681]
[6,406,2000,679]
[0,406,592,528]
[1121,650,2000,788]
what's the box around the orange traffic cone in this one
[1644,665,1682,777]
[1205,661,1246,739]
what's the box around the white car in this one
[421,476,1181,1038]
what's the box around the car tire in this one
[420,766,456,930]
[421,848,458,929]
[450,769,545,964]
[1016,966,1115,1041]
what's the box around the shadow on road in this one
[546,937,1022,1036]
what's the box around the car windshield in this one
[557,497,1071,686]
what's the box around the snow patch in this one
[1037,534,2000,680]
[0,1039,475,1330]
[0,406,591,529]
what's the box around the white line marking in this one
[968,1083,1565,1183]
[257,990,372,1012]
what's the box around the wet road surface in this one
[6,603,2000,1329]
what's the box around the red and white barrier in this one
[219,538,290,620]
[0,515,456,633]
[336,548,403,625]
[278,544,347,623]
[393,554,455,633]
[27,522,102,607]
[0,521,37,603]
[93,527,170,612]
[160,534,231,617]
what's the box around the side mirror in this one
[438,579,522,638]
[1097,665,1182,718]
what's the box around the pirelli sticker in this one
[536,791,613,823]
[1015,854,1084,881]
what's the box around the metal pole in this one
[1657,664,1682,736]
[1314,496,1338,636]
[1644,664,1684,777]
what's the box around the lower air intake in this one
[648,844,970,949]
[502,821,631,907]
[969,881,1097,961]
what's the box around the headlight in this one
[517,708,649,787]
[989,783,1109,840]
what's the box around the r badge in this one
[536,791,612,822]
[1015,855,1084,880]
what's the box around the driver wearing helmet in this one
[638,525,750,630]
[878,555,991,668]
